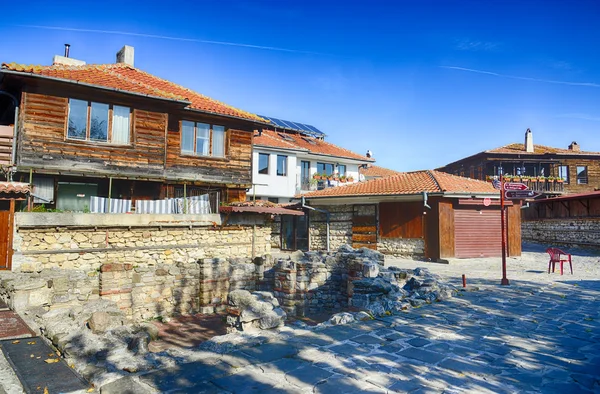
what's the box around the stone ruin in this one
[224,245,457,332]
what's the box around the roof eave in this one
[1,69,192,106]
[183,107,264,125]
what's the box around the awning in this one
[219,205,304,216]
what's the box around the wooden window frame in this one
[558,165,569,184]
[180,121,227,158]
[65,99,132,145]
[577,166,588,185]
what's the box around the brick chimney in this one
[116,45,135,67]
[568,141,580,152]
[525,128,534,153]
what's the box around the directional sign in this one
[505,190,540,199]
[504,182,528,191]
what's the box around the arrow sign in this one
[505,190,540,199]
[504,182,528,191]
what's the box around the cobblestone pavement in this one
[102,244,600,393]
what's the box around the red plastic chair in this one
[546,247,573,275]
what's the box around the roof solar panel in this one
[257,114,325,137]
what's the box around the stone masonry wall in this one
[15,226,271,273]
[522,218,600,248]
[309,205,353,251]
[377,238,425,258]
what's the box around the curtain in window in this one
[112,105,130,144]
[212,125,225,157]
[181,121,195,153]
[196,123,210,155]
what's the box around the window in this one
[67,99,130,144]
[258,153,269,174]
[181,121,226,157]
[277,155,287,176]
[317,162,334,176]
[337,164,346,176]
[577,166,588,184]
[558,166,569,183]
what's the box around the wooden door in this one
[352,204,378,250]
[0,200,14,270]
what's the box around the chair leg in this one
[570,261,573,275]
[548,261,551,274]
[560,261,563,276]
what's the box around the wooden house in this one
[302,170,521,260]
[438,129,600,196]
[0,46,266,212]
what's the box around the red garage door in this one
[454,209,502,258]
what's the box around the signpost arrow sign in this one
[503,182,528,191]
[505,190,540,199]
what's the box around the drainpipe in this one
[0,91,19,181]
[301,196,330,252]
[423,191,431,210]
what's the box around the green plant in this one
[82,204,91,213]
[31,204,48,212]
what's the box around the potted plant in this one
[347,175,355,182]
[313,173,322,180]
[339,175,347,183]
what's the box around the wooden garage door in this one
[454,209,502,258]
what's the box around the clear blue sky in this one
[2,0,599,171]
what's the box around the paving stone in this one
[139,361,232,392]
[314,376,387,393]
[571,373,600,390]
[424,342,450,353]
[259,358,310,374]
[438,358,501,376]
[539,382,594,394]
[398,347,447,364]
[350,334,386,345]
[388,378,426,393]
[240,343,299,362]
[407,338,430,348]
[284,364,333,388]
[211,370,289,393]
[100,377,153,394]
[327,343,371,357]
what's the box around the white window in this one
[67,99,131,144]
[181,121,226,157]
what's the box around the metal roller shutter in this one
[454,209,502,258]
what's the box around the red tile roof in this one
[303,170,497,198]
[359,164,400,178]
[0,182,30,195]
[254,129,373,162]
[487,143,600,155]
[1,63,263,122]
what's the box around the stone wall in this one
[377,238,425,258]
[522,218,600,248]
[14,226,271,273]
[309,205,353,251]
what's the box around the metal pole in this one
[108,177,113,213]
[183,183,187,214]
[28,168,32,212]
[500,174,509,285]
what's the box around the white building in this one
[248,118,374,203]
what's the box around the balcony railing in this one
[489,177,565,193]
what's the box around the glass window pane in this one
[212,125,225,157]
[338,164,346,176]
[325,163,334,176]
[90,102,109,141]
[67,99,88,139]
[112,105,130,144]
[559,166,569,183]
[577,166,588,184]
[277,155,287,176]
[317,162,325,174]
[258,153,269,174]
[196,123,210,155]
[181,121,194,153]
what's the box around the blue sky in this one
[2,0,599,171]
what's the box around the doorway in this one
[281,214,309,251]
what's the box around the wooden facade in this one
[1,75,257,209]
[377,197,521,260]
[439,151,600,196]
[523,192,600,220]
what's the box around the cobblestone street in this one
[100,244,600,393]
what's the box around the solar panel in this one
[257,114,325,137]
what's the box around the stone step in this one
[0,311,35,340]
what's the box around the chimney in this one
[52,43,86,66]
[116,45,135,67]
[568,141,580,151]
[525,128,534,153]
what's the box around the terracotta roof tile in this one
[359,165,400,178]
[0,182,30,195]
[2,62,263,122]
[303,170,497,198]
[254,129,373,161]
[486,143,600,155]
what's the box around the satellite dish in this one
[366,150,372,158]
[359,174,365,182]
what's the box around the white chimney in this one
[116,45,135,67]
[525,128,534,153]
[52,44,85,66]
